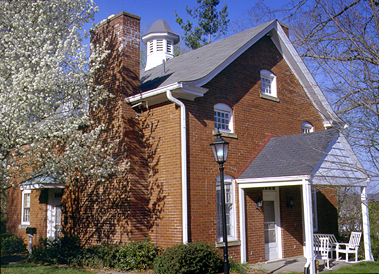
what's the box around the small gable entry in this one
[237,129,372,273]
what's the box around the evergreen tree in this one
[175,0,229,50]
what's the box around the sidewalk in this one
[248,256,351,273]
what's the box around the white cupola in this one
[141,19,180,71]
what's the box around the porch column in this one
[239,186,246,263]
[302,180,315,274]
[361,186,374,261]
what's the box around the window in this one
[216,175,236,242]
[22,189,31,225]
[214,103,233,133]
[260,70,277,97]
[302,122,314,133]
[312,189,318,231]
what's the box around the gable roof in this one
[129,20,341,126]
[239,129,368,186]
[140,20,275,91]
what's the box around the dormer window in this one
[260,70,277,98]
[302,122,314,133]
[214,103,233,133]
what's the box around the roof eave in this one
[126,82,209,107]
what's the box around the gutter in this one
[166,90,188,244]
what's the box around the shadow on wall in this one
[61,21,165,247]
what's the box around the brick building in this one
[7,11,373,273]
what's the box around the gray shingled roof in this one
[239,129,339,179]
[20,172,62,186]
[140,20,275,91]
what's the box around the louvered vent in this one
[148,41,154,54]
[167,40,172,53]
[157,39,163,51]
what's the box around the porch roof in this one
[239,129,368,186]
[19,172,64,189]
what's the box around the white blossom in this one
[0,0,118,213]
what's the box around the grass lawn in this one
[328,261,379,273]
[1,262,94,274]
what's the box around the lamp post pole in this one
[219,162,229,274]
[210,130,230,274]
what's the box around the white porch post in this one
[302,180,315,274]
[361,186,374,261]
[239,186,246,263]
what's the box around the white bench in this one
[336,232,362,262]
[313,234,337,259]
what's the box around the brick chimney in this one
[91,11,141,97]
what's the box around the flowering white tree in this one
[0,0,119,215]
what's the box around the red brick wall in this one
[62,11,146,246]
[245,189,265,263]
[316,187,338,235]
[6,186,23,239]
[140,103,183,248]
[179,35,326,260]
[280,186,303,258]
[7,187,47,245]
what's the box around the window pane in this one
[23,192,31,223]
[24,193,30,207]
[23,208,30,223]
[261,76,272,95]
[214,110,230,131]
[216,181,234,239]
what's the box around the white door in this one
[263,188,281,261]
[47,189,63,239]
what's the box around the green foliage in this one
[1,262,93,274]
[329,260,379,273]
[28,236,81,265]
[26,237,161,272]
[154,242,223,274]
[1,233,27,255]
[116,238,162,271]
[1,215,6,234]
[175,0,229,50]
[230,259,248,274]
[76,242,120,268]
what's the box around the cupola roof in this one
[142,19,179,44]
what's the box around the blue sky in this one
[87,0,281,36]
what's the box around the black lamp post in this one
[210,131,230,274]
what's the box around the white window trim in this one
[216,175,236,242]
[260,70,277,98]
[21,189,31,225]
[302,122,314,133]
[214,103,233,133]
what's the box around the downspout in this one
[166,90,188,244]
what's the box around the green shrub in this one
[154,242,223,274]
[116,238,162,271]
[1,215,6,234]
[1,233,27,255]
[230,259,248,274]
[29,236,81,264]
[78,242,120,268]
